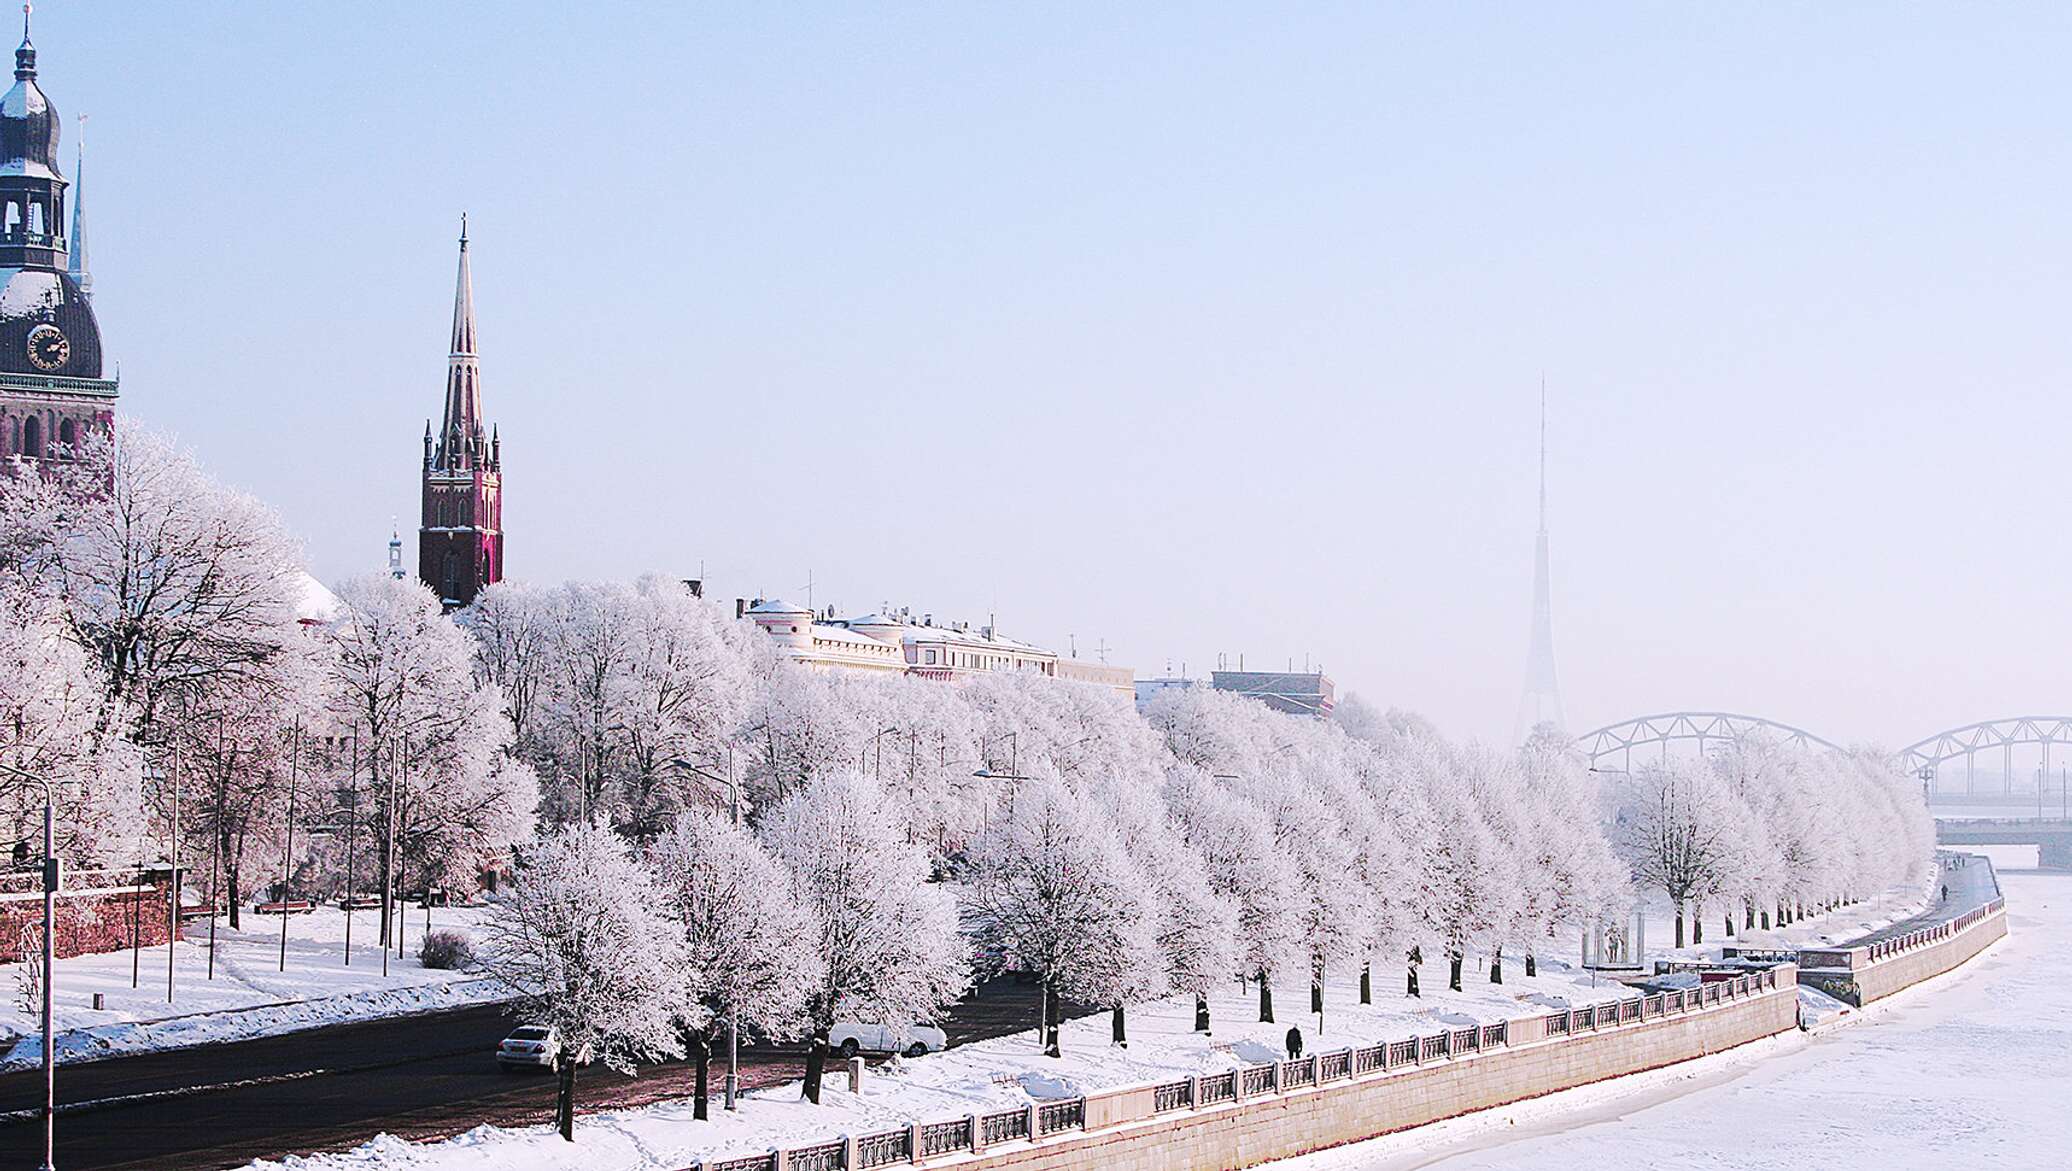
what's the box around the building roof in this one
[746,598,812,616]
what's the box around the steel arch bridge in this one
[1898,716,2072,790]
[1573,711,1841,768]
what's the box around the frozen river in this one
[1283,854,2069,1171]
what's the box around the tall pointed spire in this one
[433,214,483,469]
[66,110,87,300]
[1516,378,1565,741]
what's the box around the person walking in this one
[1286,1026,1303,1060]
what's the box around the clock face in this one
[25,324,68,372]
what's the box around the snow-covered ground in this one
[230,959,1637,1171]
[0,905,504,1070]
[1279,847,2057,1171]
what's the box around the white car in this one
[830,1021,948,1059]
[496,1024,586,1072]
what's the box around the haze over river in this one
[1282,847,2068,1171]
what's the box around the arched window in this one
[21,415,41,458]
[57,418,75,453]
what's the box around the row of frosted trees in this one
[1604,738,1933,947]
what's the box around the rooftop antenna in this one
[1095,637,1110,665]
[1069,633,1077,658]
[800,569,814,612]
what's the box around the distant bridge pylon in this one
[1899,716,2072,797]
[1574,711,1840,770]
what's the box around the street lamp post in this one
[2,761,60,1171]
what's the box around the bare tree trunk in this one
[1406,964,1420,997]
[1674,903,1686,948]
[1693,914,1704,945]
[690,1029,710,1121]
[1257,971,1274,1023]
[1489,944,1503,984]
[1359,962,1371,1004]
[556,1052,577,1141]
[226,855,242,930]
[1310,970,1323,1014]
[1448,951,1462,992]
[802,1026,829,1104]
[1524,951,1537,977]
[1042,981,1061,1057]
[1111,1004,1126,1047]
[1194,992,1210,1032]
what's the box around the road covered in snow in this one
[1282,857,2066,1171]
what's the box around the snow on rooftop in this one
[290,572,341,623]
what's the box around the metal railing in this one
[692,963,1797,1171]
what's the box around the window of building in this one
[21,415,41,458]
[924,650,937,665]
[57,418,74,451]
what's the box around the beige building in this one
[739,600,1132,695]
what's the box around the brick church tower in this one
[0,14,115,462]
[419,217,502,609]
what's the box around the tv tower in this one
[1515,381,1565,741]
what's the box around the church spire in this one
[431,215,485,471]
[1515,378,1565,741]
[66,110,87,300]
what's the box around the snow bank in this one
[226,961,1635,1171]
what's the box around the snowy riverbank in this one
[230,960,1635,1171]
[0,906,504,1070]
[1278,857,2045,1171]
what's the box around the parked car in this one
[496,1024,588,1072]
[830,1021,948,1059]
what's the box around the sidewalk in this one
[1841,853,1999,948]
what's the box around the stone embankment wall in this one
[1798,899,2007,1007]
[941,980,1797,1171]
[691,970,1800,1171]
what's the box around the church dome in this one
[0,266,100,377]
[0,27,57,180]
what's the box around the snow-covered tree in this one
[760,770,967,1103]
[479,821,691,1141]
[324,574,535,943]
[966,771,1161,1053]
[0,576,140,863]
[648,809,819,1118]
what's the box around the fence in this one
[683,966,1791,1171]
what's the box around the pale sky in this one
[50,2,2072,746]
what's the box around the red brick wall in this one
[0,886,182,963]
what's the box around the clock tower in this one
[0,12,113,463]
[418,217,502,609]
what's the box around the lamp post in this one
[871,727,898,780]
[667,753,741,1108]
[2,761,59,1171]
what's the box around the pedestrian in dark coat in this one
[1286,1026,1303,1060]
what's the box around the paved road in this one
[0,979,1067,1171]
